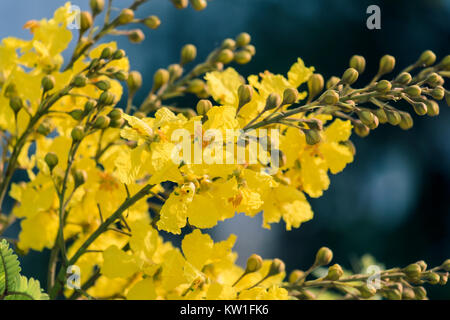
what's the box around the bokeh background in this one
[1,0,449,298]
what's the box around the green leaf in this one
[0,239,21,297]
[5,275,49,300]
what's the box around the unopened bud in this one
[44,152,58,172]
[90,0,105,15]
[403,263,422,280]
[375,80,392,92]
[426,73,443,87]
[112,49,126,60]
[37,123,51,136]
[245,254,263,273]
[153,69,170,91]
[69,109,84,121]
[108,108,122,121]
[94,115,110,129]
[304,129,322,145]
[190,0,207,10]
[417,50,436,67]
[314,247,333,267]
[404,85,421,97]
[113,70,127,81]
[446,91,450,107]
[98,91,115,105]
[267,258,285,277]
[307,74,324,100]
[357,110,376,127]
[181,44,197,64]
[9,96,23,113]
[110,118,125,128]
[326,76,340,89]
[238,84,253,109]
[71,126,84,141]
[72,74,87,88]
[416,260,427,272]
[430,86,445,100]
[438,55,450,70]
[413,286,427,300]
[378,55,396,75]
[100,47,112,60]
[442,259,450,272]
[236,32,251,47]
[196,99,212,115]
[80,11,93,32]
[265,93,281,110]
[216,49,234,64]
[128,29,145,43]
[402,287,416,300]
[386,109,402,125]
[127,71,142,95]
[282,88,299,105]
[349,55,366,74]
[143,16,161,29]
[84,100,96,113]
[118,9,134,25]
[41,75,55,92]
[289,270,305,284]
[395,72,412,85]
[94,80,111,91]
[354,121,370,137]
[357,284,377,298]
[342,68,359,85]
[412,102,427,116]
[373,108,388,124]
[234,50,252,64]
[325,264,344,281]
[73,169,87,187]
[244,45,256,56]
[422,272,440,285]
[439,272,448,285]
[168,64,183,81]
[171,0,188,9]
[399,112,413,130]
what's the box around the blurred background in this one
[1,0,449,298]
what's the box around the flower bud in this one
[438,55,450,70]
[45,152,58,172]
[153,69,170,91]
[304,129,321,145]
[446,91,450,107]
[354,121,370,137]
[181,44,197,65]
[386,109,402,125]
[289,270,305,284]
[430,86,445,100]
[94,80,111,91]
[244,44,256,56]
[84,99,96,113]
[37,123,51,136]
[404,85,421,97]
[69,109,84,121]
[402,287,416,300]
[216,49,234,64]
[100,47,112,60]
[325,264,344,281]
[426,73,443,87]
[442,259,450,272]
[417,50,436,67]
[128,29,145,43]
[190,0,207,10]
[238,84,253,109]
[412,102,427,116]
[143,15,161,29]
[196,99,212,115]
[413,286,427,300]
[384,288,402,300]
[375,80,392,92]
[314,247,333,267]
[439,272,448,285]
[265,93,281,110]
[403,263,422,280]
[267,258,285,277]
[71,126,84,141]
[118,9,134,25]
[41,75,55,92]
[127,71,142,95]
[341,68,359,85]
[349,55,366,74]
[357,284,377,298]
[326,76,340,89]
[234,50,252,64]
[110,118,125,128]
[113,70,127,81]
[245,254,263,273]
[422,272,440,285]
[108,108,122,121]
[73,169,87,187]
[112,49,126,60]
[282,88,298,105]
[357,110,376,127]
[171,0,188,9]
[395,72,412,85]
[399,112,413,130]
[98,91,115,105]
[221,38,236,49]
[307,73,324,100]
[378,55,396,75]
[416,260,427,272]
[321,90,339,105]
[168,64,183,81]
[72,74,87,87]
[9,96,23,113]
[80,11,93,32]
[373,108,387,124]
[94,115,110,129]
[236,32,251,47]
[90,0,105,15]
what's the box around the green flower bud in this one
[321,90,339,105]
[110,118,125,128]
[357,284,377,298]
[153,68,170,91]
[402,287,416,300]
[384,288,402,300]
[143,15,161,29]
[417,50,436,67]
[244,44,256,56]
[431,86,445,100]
[98,91,115,105]
[342,68,359,85]
[426,73,444,87]
[438,55,450,71]
[357,110,376,127]
[90,0,105,15]
[354,121,370,137]
[44,152,58,172]
[289,270,305,284]
[304,129,322,145]
[41,75,55,92]
[238,84,253,109]
[84,99,96,113]
[342,140,356,156]
[404,85,421,97]
[395,72,412,85]
[267,258,285,277]
[94,115,110,129]
[413,102,427,116]
[386,109,402,125]
[373,108,388,124]
[94,80,111,91]
[9,96,23,113]
[118,9,135,25]
[196,99,212,115]
[37,122,51,136]
[265,93,282,110]
[325,264,344,281]
[171,0,188,9]
[236,32,251,47]
[127,71,143,95]
[375,80,392,92]
[72,74,87,88]
[403,263,422,280]
[112,49,126,60]
[314,247,333,267]
[378,54,396,75]
[349,55,366,74]
[69,109,84,121]
[71,126,84,141]
[439,272,448,285]
[216,49,234,64]
[399,112,414,130]
[187,79,205,94]
[100,47,112,59]
[446,91,450,107]
[113,70,127,81]
[442,259,450,272]
[234,50,252,64]
[326,76,340,89]
[168,64,183,81]
[73,169,87,187]
[416,260,427,272]
[221,38,236,49]
[181,44,197,65]
[190,0,207,11]
[422,272,440,285]
[307,73,324,100]
[80,11,93,32]
[245,254,263,273]
[128,29,145,43]
[413,286,427,300]
[108,109,122,121]
[282,88,299,105]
